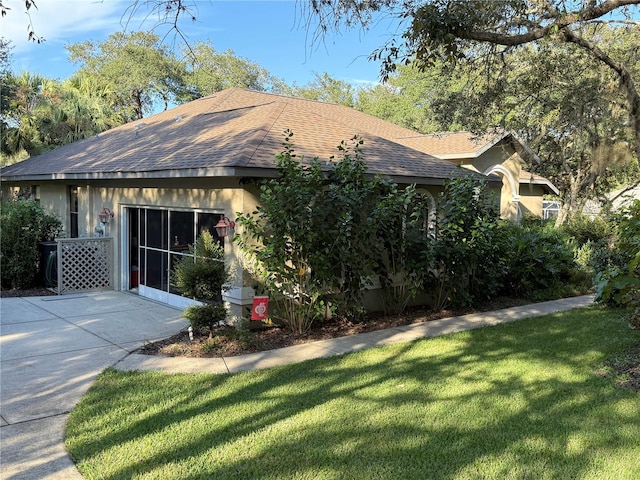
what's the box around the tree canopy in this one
[307,0,640,164]
[179,41,288,101]
[0,29,286,161]
[67,31,185,120]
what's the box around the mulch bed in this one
[136,296,533,359]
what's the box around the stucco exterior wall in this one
[519,184,546,217]
[473,144,515,174]
[459,144,527,222]
[93,180,247,291]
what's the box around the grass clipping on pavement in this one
[66,306,639,480]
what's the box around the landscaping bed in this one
[135,296,533,358]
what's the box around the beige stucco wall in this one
[458,143,530,222]
[2,178,253,289]
[519,184,546,217]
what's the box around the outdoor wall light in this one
[99,208,114,224]
[215,215,236,238]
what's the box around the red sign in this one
[251,296,269,321]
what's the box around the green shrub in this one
[172,231,227,302]
[223,319,263,350]
[373,185,433,314]
[237,131,391,332]
[429,172,502,309]
[562,213,613,246]
[197,320,263,352]
[173,230,231,330]
[595,200,640,327]
[183,303,228,332]
[498,221,577,299]
[0,199,63,289]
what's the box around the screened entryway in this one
[126,207,223,308]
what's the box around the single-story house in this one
[1,88,505,316]
[391,130,559,221]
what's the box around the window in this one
[69,186,78,238]
[543,200,562,220]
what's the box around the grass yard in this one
[66,306,640,480]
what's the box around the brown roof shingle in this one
[1,88,496,185]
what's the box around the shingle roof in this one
[1,88,496,185]
[394,131,505,159]
[393,130,542,166]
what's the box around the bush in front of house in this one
[183,303,228,332]
[172,231,228,303]
[595,199,640,327]
[237,131,388,333]
[237,132,607,332]
[0,198,63,290]
[373,184,433,315]
[172,231,230,332]
[562,213,613,246]
[561,213,619,283]
[497,220,580,300]
[429,172,503,310]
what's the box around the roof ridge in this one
[234,102,288,167]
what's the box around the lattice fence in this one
[53,238,114,294]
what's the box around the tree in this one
[179,41,287,101]
[0,37,11,76]
[291,72,357,106]
[355,62,451,133]
[306,1,640,165]
[67,31,186,119]
[356,24,639,223]
[1,72,51,156]
[1,71,127,159]
[423,25,640,223]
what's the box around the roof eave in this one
[520,178,560,195]
[433,153,474,160]
[0,167,252,183]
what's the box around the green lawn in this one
[66,306,640,480]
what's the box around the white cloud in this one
[1,0,150,51]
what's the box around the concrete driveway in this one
[0,291,188,480]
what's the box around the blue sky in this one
[2,0,403,86]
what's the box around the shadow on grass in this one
[66,306,640,479]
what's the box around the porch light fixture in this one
[99,208,114,224]
[215,215,236,238]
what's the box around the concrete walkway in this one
[1,292,594,479]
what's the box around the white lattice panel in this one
[56,238,114,294]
